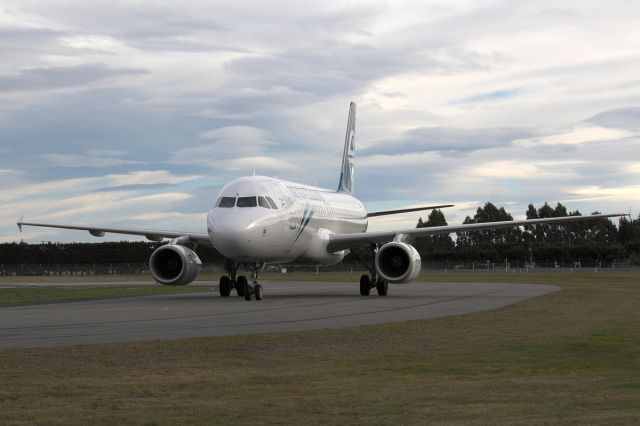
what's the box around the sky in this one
[1,0,639,243]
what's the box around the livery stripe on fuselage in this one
[294,206,315,242]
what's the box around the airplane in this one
[18,102,627,301]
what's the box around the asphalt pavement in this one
[0,280,559,349]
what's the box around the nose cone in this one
[207,210,262,259]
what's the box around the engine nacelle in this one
[149,244,202,286]
[375,242,421,284]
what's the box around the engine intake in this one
[375,242,421,284]
[149,244,202,286]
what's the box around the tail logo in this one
[338,102,356,194]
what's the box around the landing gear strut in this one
[243,262,265,301]
[355,244,388,297]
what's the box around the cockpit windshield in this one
[216,195,279,209]
[217,197,236,208]
[257,196,270,208]
[237,196,257,207]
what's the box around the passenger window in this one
[266,197,278,209]
[237,196,257,207]
[217,197,236,208]
[258,196,271,209]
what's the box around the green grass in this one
[1,271,639,424]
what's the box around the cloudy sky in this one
[1,0,639,243]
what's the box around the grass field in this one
[1,271,639,424]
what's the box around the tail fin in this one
[337,102,356,194]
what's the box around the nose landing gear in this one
[244,282,263,301]
[243,262,265,301]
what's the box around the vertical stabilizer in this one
[337,102,356,194]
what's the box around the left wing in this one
[327,212,627,252]
[17,219,212,245]
[367,204,454,218]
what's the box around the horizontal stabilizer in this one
[367,204,454,218]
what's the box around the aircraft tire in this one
[376,279,388,296]
[237,275,247,297]
[359,275,371,296]
[219,275,231,297]
[254,283,263,301]
[242,279,252,301]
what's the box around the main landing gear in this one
[219,260,264,301]
[219,259,243,297]
[359,274,388,296]
[354,244,388,297]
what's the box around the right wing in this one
[327,212,627,252]
[17,219,212,245]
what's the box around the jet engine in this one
[374,242,421,284]
[149,244,202,286]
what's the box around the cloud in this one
[456,88,522,104]
[519,125,634,147]
[567,185,640,203]
[0,170,200,203]
[40,152,143,168]
[586,106,640,132]
[226,42,495,99]
[170,126,278,165]
[361,126,537,155]
[0,63,149,92]
[59,34,128,52]
[197,87,314,119]
[93,183,176,193]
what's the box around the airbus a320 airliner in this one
[18,103,626,300]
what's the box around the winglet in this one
[337,102,356,194]
[17,216,24,232]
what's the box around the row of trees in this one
[0,241,224,266]
[415,202,640,265]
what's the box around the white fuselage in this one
[207,176,367,265]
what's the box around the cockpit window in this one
[217,197,236,208]
[237,196,257,208]
[257,196,271,209]
[265,196,278,209]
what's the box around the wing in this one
[327,212,627,252]
[367,204,454,218]
[17,219,212,245]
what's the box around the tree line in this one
[0,241,224,266]
[1,202,639,268]
[414,202,640,266]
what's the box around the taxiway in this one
[0,281,559,349]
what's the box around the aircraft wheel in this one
[254,283,263,301]
[219,275,231,297]
[376,279,388,296]
[359,274,371,296]
[236,275,247,297]
[244,282,252,301]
